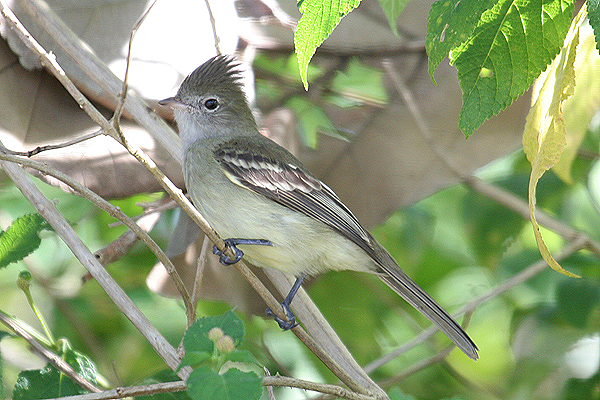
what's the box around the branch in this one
[364,236,587,373]
[263,374,376,400]
[1,3,385,396]
[0,312,102,393]
[43,381,186,400]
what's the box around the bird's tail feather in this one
[378,265,479,360]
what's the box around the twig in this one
[364,236,588,373]
[0,130,102,157]
[14,0,183,164]
[0,148,192,316]
[203,0,221,54]
[4,2,387,395]
[0,148,186,378]
[263,375,376,400]
[113,0,158,125]
[0,312,102,393]
[191,236,211,310]
[379,345,455,388]
[0,0,196,320]
[44,381,186,400]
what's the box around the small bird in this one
[159,55,478,360]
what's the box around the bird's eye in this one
[204,98,219,110]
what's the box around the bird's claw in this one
[266,302,298,330]
[213,238,272,265]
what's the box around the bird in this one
[159,55,478,360]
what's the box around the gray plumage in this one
[160,55,478,360]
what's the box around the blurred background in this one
[1,0,599,399]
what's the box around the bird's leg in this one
[213,238,273,265]
[266,274,306,330]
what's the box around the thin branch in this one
[0,0,196,319]
[191,236,211,310]
[113,0,158,125]
[3,2,387,395]
[14,0,182,164]
[263,375,376,400]
[379,345,455,388]
[0,148,192,315]
[0,152,188,378]
[44,381,186,400]
[364,236,588,373]
[203,0,221,54]
[0,130,102,157]
[382,58,600,258]
[0,312,102,393]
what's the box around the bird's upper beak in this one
[158,96,186,109]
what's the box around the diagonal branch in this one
[1,2,386,396]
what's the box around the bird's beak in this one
[158,96,186,109]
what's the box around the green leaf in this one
[12,347,98,400]
[587,0,600,52]
[0,213,48,269]
[61,347,99,386]
[179,351,211,370]
[182,310,244,364]
[286,97,338,148]
[224,349,260,366]
[377,0,410,36]
[426,0,496,82]
[186,367,262,400]
[295,0,361,89]
[451,0,575,136]
[331,58,389,106]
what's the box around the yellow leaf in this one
[522,8,585,278]
[553,22,600,183]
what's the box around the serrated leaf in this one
[182,310,244,362]
[186,367,262,400]
[377,0,410,36]
[331,58,389,106]
[452,0,575,136]
[294,0,361,89]
[523,7,584,278]
[426,0,495,82]
[0,213,48,269]
[553,21,600,183]
[587,0,600,52]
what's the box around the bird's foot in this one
[266,275,305,330]
[213,238,272,265]
[266,301,298,330]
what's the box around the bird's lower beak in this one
[158,96,186,109]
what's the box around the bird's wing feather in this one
[213,136,479,360]
[214,138,377,259]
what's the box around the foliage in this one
[2,1,600,400]
[0,214,49,269]
[12,342,98,400]
[181,311,262,400]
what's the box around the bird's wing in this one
[214,136,479,360]
[213,137,378,260]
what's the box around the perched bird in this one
[159,55,478,360]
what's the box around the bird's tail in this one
[374,246,478,360]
